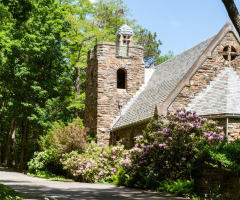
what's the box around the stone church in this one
[85,22,240,148]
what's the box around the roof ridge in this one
[155,34,217,68]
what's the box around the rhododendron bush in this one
[117,109,225,188]
[60,142,129,183]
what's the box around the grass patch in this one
[29,171,73,182]
[94,181,115,185]
[0,182,23,200]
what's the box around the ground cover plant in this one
[0,182,23,200]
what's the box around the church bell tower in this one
[85,24,145,146]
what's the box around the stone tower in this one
[85,24,145,146]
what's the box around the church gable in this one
[169,30,240,115]
[186,68,240,115]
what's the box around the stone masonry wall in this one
[169,32,240,112]
[85,48,98,136]
[217,118,240,141]
[112,122,149,149]
[193,163,240,199]
[85,42,145,146]
[228,119,240,140]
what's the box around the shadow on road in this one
[0,166,186,200]
[0,180,186,200]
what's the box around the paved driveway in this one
[0,167,187,200]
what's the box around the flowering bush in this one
[60,142,129,183]
[117,109,225,188]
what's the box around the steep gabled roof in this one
[187,67,240,115]
[112,35,216,130]
[112,22,239,131]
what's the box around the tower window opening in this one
[117,69,126,89]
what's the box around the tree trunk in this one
[12,123,18,169]
[3,118,16,167]
[222,0,240,35]
[0,102,5,164]
[19,121,27,171]
[74,67,80,118]
[0,85,7,164]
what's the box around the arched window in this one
[117,69,126,89]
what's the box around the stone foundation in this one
[192,164,240,200]
[112,122,149,149]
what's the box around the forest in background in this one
[0,0,173,170]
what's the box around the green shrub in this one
[28,151,59,173]
[199,139,240,171]
[157,179,195,198]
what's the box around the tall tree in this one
[222,0,240,35]
[0,0,74,167]
[135,28,162,66]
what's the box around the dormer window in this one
[117,69,126,89]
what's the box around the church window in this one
[117,69,126,89]
[222,45,238,61]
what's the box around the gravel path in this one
[0,167,187,200]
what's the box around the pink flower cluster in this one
[60,143,127,183]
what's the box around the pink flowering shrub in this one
[60,142,129,183]
[117,110,225,188]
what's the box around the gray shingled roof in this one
[187,67,240,115]
[112,35,216,130]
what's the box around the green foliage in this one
[135,28,162,66]
[112,169,196,198]
[93,0,139,43]
[0,182,23,200]
[67,93,85,111]
[199,139,240,171]
[1,0,33,23]
[29,170,70,182]
[156,50,174,65]
[111,167,126,185]
[28,151,59,174]
[157,179,196,198]
[86,132,98,143]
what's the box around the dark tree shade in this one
[117,69,126,89]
